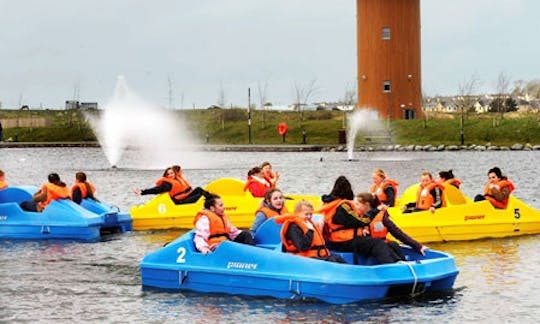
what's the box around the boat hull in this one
[140,224,459,304]
[130,178,321,230]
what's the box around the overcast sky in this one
[1,0,538,109]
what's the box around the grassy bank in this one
[1,109,540,146]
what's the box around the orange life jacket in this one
[275,214,330,258]
[318,199,365,242]
[38,183,71,210]
[369,210,388,240]
[445,178,462,189]
[416,182,446,210]
[484,179,515,209]
[256,205,289,220]
[71,181,96,199]
[0,180,7,190]
[193,209,232,246]
[156,177,193,201]
[369,178,399,206]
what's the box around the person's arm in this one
[72,187,82,204]
[194,216,211,254]
[333,204,371,228]
[250,211,267,234]
[383,186,396,207]
[382,213,423,252]
[285,223,313,251]
[140,182,172,195]
[33,188,47,203]
[431,187,444,209]
[491,186,510,202]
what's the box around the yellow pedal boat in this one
[130,177,321,230]
[386,183,540,243]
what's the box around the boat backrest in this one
[254,218,282,246]
[204,178,246,196]
[442,183,469,206]
[0,186,37,204]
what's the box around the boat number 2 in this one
[514,208,521,219]
[176,247,187,263]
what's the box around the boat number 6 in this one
[176,247,187,263]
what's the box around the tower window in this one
[382,27,391,40]
[383,81,392,93]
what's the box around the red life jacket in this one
[416,182,446,210]
[484,179,515,209]
[369,210,388,240]
[71,181,96,199]
[369,178,399,206]
[38,183,70,210]
[156,177,193,201]
[275,214,330,258]
[318,199,365,242]
[243,176,269,198]
[193,209,232,246]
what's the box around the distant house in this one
[80,102,98,110]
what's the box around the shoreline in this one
[2,141,540,152]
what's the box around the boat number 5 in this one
[514,208,521,219]
[176,247,187,263]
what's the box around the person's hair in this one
[204,193,221,209]
[421,171,433,180]
[488,167,502,178]
[329,175,354,200]
[264,188,282,203]
[75,171,87,182]
[162,167,173,177]
[294,199,313,213]
[356,192,379,209]
[373,168,386,179]
[438,169,455,180]
[261,161,271,168]
[171,165,181,174]
[0,169,4,177]
[247,166,262,177]
[48,173,66,187]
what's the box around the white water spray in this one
[346,108,383,160]
[86,76,207,169]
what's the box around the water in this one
[1,148,540,322]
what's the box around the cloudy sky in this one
[0,0,538,109]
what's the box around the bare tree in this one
[293,78,319,122]
[495,71,511,120]
[456,74,481,145]
[257,78,270,127]
[342,82,356,128]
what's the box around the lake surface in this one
[1,147,540,322]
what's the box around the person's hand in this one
[200,246,211,255]
[275,172,281,180]
[401,205,407,212]
[419,245,428,256]
[362,228,370,236]
[134,189,142,195]
[378,204,388,211]
[305,221,314,230]
[429,206,436,213]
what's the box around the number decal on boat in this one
[157,203,167,214]
[176,247,187,263]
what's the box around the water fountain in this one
[346,108,383,160]
[86,76,207,169]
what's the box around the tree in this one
[342,82,357,128]
[494,72,511,119]
[489,97,517,113]
[293,78,319,122]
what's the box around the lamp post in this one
[247,88,252,144]
[460,104,465,145]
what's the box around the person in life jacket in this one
[71,171,98,204]
[250,188,289,236]
[402,171,445,213]
[0,169,7,190]
[171,165,211,204]
[193,194,255,254]
[20,173,71,212]
[474,166,515,209]
[244,166,271,198]
[318,176,402,264]
[261,161,280,189]
[135,166,209,205]
[438,169,462,189]
[355,192,427,260]
[275,200,345,263]
[369,168,399,207]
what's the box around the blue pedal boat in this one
[80,198,133,233]
[140,218,459,304]
[0,186,132,241]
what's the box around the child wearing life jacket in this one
[402,171,445,213]
[438,169,462,189]
[244,166,270,198]
[71,171,98,204]
[193,194,254,254]
[369,168,399,207]
[250,188,288,236]
[261,161,280,189]
[0,169,7,190]
[474,166,515,209]
[20,173,71,212]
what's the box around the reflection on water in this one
[1,148,540,321]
